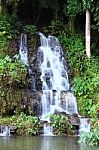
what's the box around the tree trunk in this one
[85,9,91,58]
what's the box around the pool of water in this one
[0,136,98,150]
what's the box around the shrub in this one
[49,114,72,135]
[10,113,41,136]
[79,125,99,146]
[0,56,27,115]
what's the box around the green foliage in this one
[82,0,93,10]
[0,20,12,40]
[24,25,37,35]
[49,114,72,135]
[0,16,12,57]
[64,0,82,17]
[24,24,37,50]
[90,102,99,119]
[79,125,99,145]
[72,58,99,116]
[10,113,41,135]
[59,33,84,72]
[0,14,19,58]
[0,113,41,136]
[64,0,94,16]
[0,116,12,125]
[59,31,99,116]
[0,13,19,35]
[3,0,99,35]
[0,56,27,115]
[43,20,65,36]
[91,1,99,31]
[0,55,27,86]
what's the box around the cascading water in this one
[0,126,10,136]
[38,33,91,135]
[18,32,91,135]
[79,118,91,134]
[19,33,35,90]
[38,33,78,120]
[19,33,29,66]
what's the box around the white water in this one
[19,33,35,90]
[43,124,53,136]
[79,118,91,134]
[38,33,78,119]
[19,33,29,66]
[0,126,10,136]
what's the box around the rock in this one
[68,113,80,126]
[20,90,42,115]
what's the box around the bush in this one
[10,113,41,136]
[0,113,41,136]
[0,14,21,60]
[79,125,99,146]
[0,117,12,125]
[49,114,72,135]
[43,20,65,36]
[0,56,27,115]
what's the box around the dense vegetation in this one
[0,113,41,135]
[0,0,99,145]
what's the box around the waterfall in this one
[38,33,78,119]
[19,33,35,90]
[18,32,91,135]
[0,126,10,136]
[43,124,53,136]
[19,33,29,66]
[79,118,91,134]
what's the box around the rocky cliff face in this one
[20,37,43,116]
[17,33,43,115]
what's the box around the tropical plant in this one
[79,125,99,146]
[0,56,27,86]
[0,113,41,135]
[10,113,41,135]
[0,116,12,125]
[0,56,27,115]
[49,114,72,135]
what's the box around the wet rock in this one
[29,49,42,90]
[20,90,42,115]
[68,113,80,135]
[68,113,80,126]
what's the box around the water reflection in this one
[0,136,98,150]
[40,136,80,150]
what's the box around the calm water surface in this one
[0,136,98,150]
